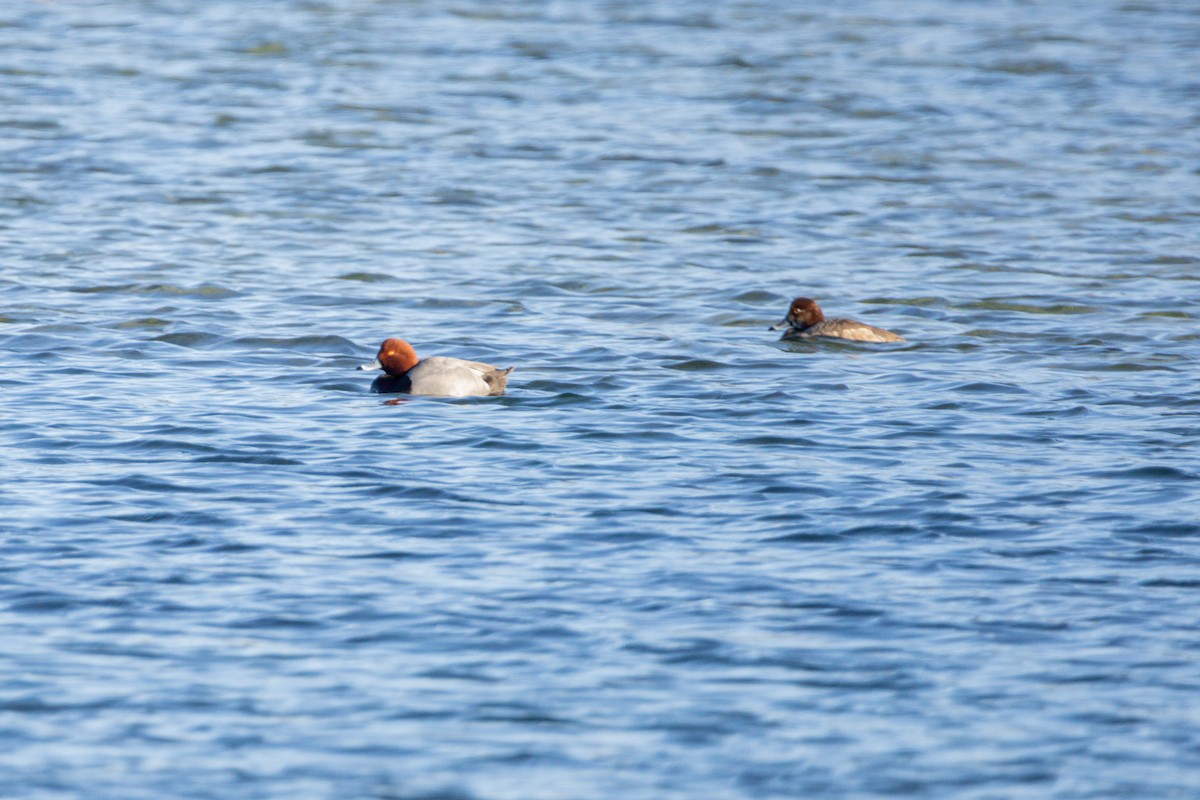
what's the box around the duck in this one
[769,297,905,343]
[357,338,513,396]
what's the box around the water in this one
[2,1,1199,797]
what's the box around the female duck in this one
[770,297,905,343]
[357,338,512,396]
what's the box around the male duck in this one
[357,338,513,396]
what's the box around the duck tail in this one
[484,367,513,396]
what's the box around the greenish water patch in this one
[244,41,288,56]
[112,318,172,330]
[961,300,1099,314]
[338,272,396,283]
[151,332,222,348]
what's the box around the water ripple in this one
[1,1,1198,798]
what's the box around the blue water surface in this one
[2,1,1199,798]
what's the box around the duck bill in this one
[768,318,790,331]
[357,358,383,371]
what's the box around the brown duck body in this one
[771,297,904,343]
